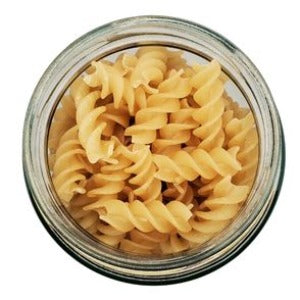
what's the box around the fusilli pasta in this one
[76,90,115,163]
[91,199,193,234]
[124,69,191,144]
[190,60,225,151]
[153,146,241,184]
[117,144,162,202]
[52,126,92,204]
[49,46,259,255]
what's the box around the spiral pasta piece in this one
[197,147,240,196]
[116,144,162,202]
[120,230,168,254]
[48,95,76,157]
[93,199,193,234]
[52,126,92,203]
[85,152,132,199]
[225,112,255,148]
[181,176,249,244]
[75,90,115,163]
[129,47,168,93]
[200,176,249,212]
[166,50,188,71]
[224,93,250,119]
[190,60,225,150]
[84,61,139,116]
[225,112,258,185]
[114,53,138,76]
[160,233,190,254]
[153,96,198,153]
[136,46,188,74]
[98,103,130,137]
[76,187,126,247]
[233,128,259,186]
[93,223,125,247]
[70,77,91,106]
[125,70,191,144]
[153,146,241,184]
[67,194,100,234]
[72,193,125,247]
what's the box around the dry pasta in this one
[48,46,259,255]
[52,126,92,204]
[190,60,225,151]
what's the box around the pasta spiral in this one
[233,128,259,186]
[84,61,138,116]
[160,233,190,254]
[117,144,162,202]
[68,194,100,234]
[93,223,125,247]
[125,70,191,144]
[225,112,255,148]
[190,60,225,150]
[70,77,91,106]
[71,194,125,247]
[77,194,126,247]
[153,146,241,184]
[114,53,138,76]
[48,95,76,155]
[225,112,258,186]
[120,230,168,254]
[153,97,198,153]
[129,47,168,93]
[98,103,129,137]
[85,152,132,199]
[181,176,249,243]
[76,90,115,163]
[52,126,92,203]
[93,199,193,234]
[224,93,250,120]
[197,147,240,196]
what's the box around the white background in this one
[1,0,299,299]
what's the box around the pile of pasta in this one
[49,46,259,255]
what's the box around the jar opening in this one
[47,45,259,259]
[23,16,283,284]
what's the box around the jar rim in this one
[23,15,285,284]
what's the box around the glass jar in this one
[23,15,285,284]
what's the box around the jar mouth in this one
[23,15,285,284]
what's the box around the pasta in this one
[153,146,242,184]
[190,60,225,151]
[52,126,92,204]
[48,95,76,158]
[160,233,190,254]
[120,230,168,254]
[67,194,100,234]
[225,111,259,186]
[163,181,194,205]
[49,46,259,255]
[152,94,198,154]
[76,91,115,163]
[124,69,191,144]
[70,77,91,106]
[89,198,193,234]
[93,223,125,247]
[233,128,259,186]
[181,176,249,244]
[129,47,168,93]
[116,144,162,202]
